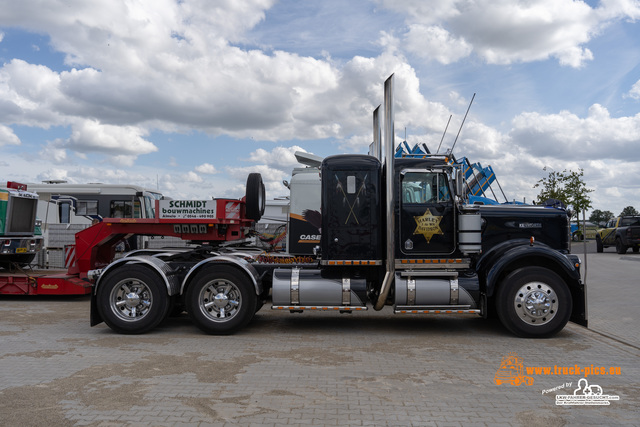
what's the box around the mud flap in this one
[570,280,588,327]
[90,288,103,326]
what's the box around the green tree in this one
[534,169,566,205]
[589,209,614,226]
[534,168,593,218]
[620,206,639,216]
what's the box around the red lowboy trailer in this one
[0,185,261,296]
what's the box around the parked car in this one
[596,216,640,254]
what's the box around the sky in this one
[1,0,639,218]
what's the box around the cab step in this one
[394,305,481,315]
[272,305,368,313]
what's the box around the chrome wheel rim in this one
[198,279,242,322]
[110,278,152,322]
[514,281,558,326]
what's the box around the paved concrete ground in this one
[0,249,638,426]
[571,240,639,347]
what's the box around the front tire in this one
[496,267,572,338]
[96,265,170,334]
[186,265,256,335]
[596,236,603,253]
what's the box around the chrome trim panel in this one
[342,277,351,305]
[450,278,459,305]
[291,268,300,305]
[407,278,416,305]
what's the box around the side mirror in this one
[455,168,464,197]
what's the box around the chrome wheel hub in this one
[110,279,152,321]
[514,282,558,326]
[199,279,241,322]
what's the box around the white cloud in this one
[626,79,640,100]
[0,60,65,126]
[227,164,287,183]
[381,0,640,67]
[404,25,472,64]
[39,141,67,163]
[195,163,217,174]
[182,171,203,183]
[67,119,158,158]
[248,146,309,169]
[0,1,442,162]
[0,124,20,146]
[36,168,70,183]
[509,104,640,161]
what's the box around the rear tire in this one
[186,265,256,335]
[496,267,572,338]
[97,265,170,334]
[595,236,603,253]
[615,238,627,254]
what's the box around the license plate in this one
[16,248,27,253]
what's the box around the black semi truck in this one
[90,75,586,338]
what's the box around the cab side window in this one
[110,200,133,218]
[76,200,98,216]
[58,202,71,224]
[401,172,450,204]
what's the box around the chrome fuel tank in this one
[272,269,367,307]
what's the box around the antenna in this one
[436,115,452,154]
[450,93,475,155]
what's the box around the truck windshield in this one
[143,192,163,218]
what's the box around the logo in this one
[413,210,443,243]
[299,235,321,241]
[555,378,620,406]
[518,222,542,228]
[40,284,59,290]
[494,353,534,386]
[494,353,622,406]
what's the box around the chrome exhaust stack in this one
[372,105,382,161]
[374,74,395,311]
